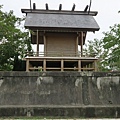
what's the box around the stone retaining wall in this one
[0,71,120,117]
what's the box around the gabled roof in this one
[21,9,100,32]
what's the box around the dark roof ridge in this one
[21,9,98,16]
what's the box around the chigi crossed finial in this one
[28,0,92,12]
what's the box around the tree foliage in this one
[103,24,120,71]
[84,23,120,71]
[0,5,32,71]
[83,39,108,71]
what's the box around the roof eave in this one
[25,26,100,32]
[21,9,98,16]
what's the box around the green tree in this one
[103,24,120,71]
[0,5,32,71]
[83,39,108,71]
[84,23,120,71]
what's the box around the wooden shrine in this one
[21,3,100,71]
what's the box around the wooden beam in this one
[59,4,62,11]
[45,3,49,10]
[33,3,36,10]
[84,5,89,12]
[81,32,83,57]
[43,32,47,56]
[94,60,97,72]
[72,4,75,11]
[26,59,29,72]
[61,59,64,71]
[76,35,78,57]
[36,30,39,56]
[78,60,81,72]
[43,59,46,71]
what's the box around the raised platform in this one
[25,56,98,72]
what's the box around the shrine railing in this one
[25,51,97,58]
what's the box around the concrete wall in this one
[0,71,120,117]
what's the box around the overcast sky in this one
[1,0,120,40]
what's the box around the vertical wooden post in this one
[36,30,39,56]
[81,32,83,57]
[44,33,46,56]
[26,59,29,72]
[94,60,97,72]
[43,59,46,71]
[78,60,81,72]
[61,59,64,71]
[76,35,78,57]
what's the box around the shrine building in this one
[21,3,100,72]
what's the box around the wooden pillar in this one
[36,30,39,56]
[61,59,64,71]
[43,59,46,71]
[76,35,79,57]
[78,60,81,72]
[26,59,29,72]
[81,32,83,57]
[44,33,46,56]
[94,60,97,72]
